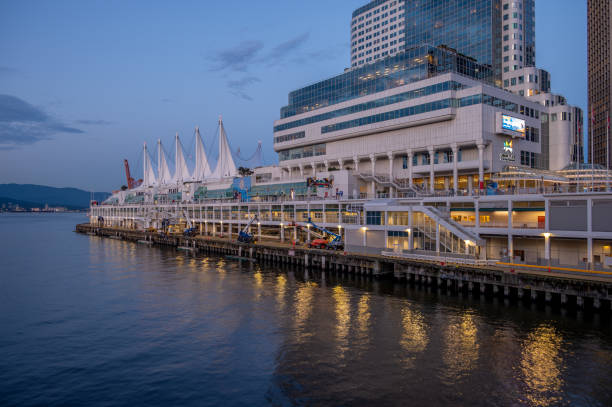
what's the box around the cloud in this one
[75,119,113,125]
[266,33,309,65]
[227,76,261,101]
[0,66,17,75]
[210,40,264,72]
[0,94,84,147]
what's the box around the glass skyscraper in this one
[404,0,502,83]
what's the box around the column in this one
[508,234,513,260]
[299,164,304,177]
[280,223,284,242]
[311,162,316,176]
[477,143,485,189]
[451,143,458,193]
[428,147,435,192]
[369,154,376,175]
[407,149,413,187]
[587,198,593,266]
[508,199,513,230]
[435,222,440,255]
[475,199,480,230]
[388,151,394,198]
[324,160,329,172]
[353,155,359,173]
[544,233,551,262]
[338,158,344,171]
[363,227,367,247]
[408,208,413,250]
[258,221,262,239]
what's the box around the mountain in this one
[0,184,110,209]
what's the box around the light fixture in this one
[543,232,551,238]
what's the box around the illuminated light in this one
[257,222,261,225]
[543,232,551,238]
[361,226,368,231]
[465,239,472,246]
[405,228,412,233]
[338,225,342,229]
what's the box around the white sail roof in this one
[142,142,156,187]
[193,127,212,181]
[173,133,191,183]
[157,139,173,185]
[210,116,237,179]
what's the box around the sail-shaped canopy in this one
[157,139,173,185]
[142,142,156,187]
[173,132,191,183]
[193,127,212,181]
[210,116,237,179]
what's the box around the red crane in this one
[124,159,142,189]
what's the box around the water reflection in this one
[442,312,480,381]
[519,325,565,406]
[356,293,371,341]
[333,285,351,358]
[275,275,287,311]
[293,281,317,344]
[399,305,428,368]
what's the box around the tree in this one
[238,167,254,177]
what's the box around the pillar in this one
[363,228,367,247]
[508,234,513,260]
[324,160,329,172]
[436,223,440,255]
[258,222,261,239]
[311,162,316,176]
[299,164,304,177]
[408,208,414,250]
[428,147,435,191]
[451,143,458,193]
[477,143,485,188]
[353,155,359,173]
[407,149,413,188]
[369,153,376,175]
[280,224,285,242]
[544,234,551,262]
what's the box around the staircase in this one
[357,172,422,197]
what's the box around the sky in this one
[0,0,588,192]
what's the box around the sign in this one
[501,115,526,137]
[499,139,515,161]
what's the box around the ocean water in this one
[1,212,612,406]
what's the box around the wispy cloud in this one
[210,40,264,72]
[266,33,309,65]
[227,76,261,101]
[75,119,113,126]
[0,94,84,148]
[0,66,17,75]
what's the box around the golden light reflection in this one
[293,282,317,343]
[333,286,351,357]
[518,325,564,407]
[357,293,371,338]
[253,271,263,287]
[400,306,428,367]
[275,275,287,311]
[442,313,479,380]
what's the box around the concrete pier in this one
[76,224,612,311]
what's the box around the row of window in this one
[273,131,305,144]
[520,151,540,168]
[274,80,466,132]
[320,93,539,134]
[278,143,326,162]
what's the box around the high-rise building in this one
[351,0,539,91]
[588,0,612,167]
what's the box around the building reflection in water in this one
[275,275,287,311]
[356,293,371,346]
[399,305,428,368]
[518,324,565,407]
[333,286,351,359]
[293,281,317,344]
[442,312,479,381]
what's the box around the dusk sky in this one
[0,0,587,192]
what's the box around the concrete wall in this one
[549,201,587,231]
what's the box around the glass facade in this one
[404,0,502,83]
[278,143,326,162]
[279,45,492,119]
[523,0,536,67]
[274,80,467,132]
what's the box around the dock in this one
[75,223,612,311]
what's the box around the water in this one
[1,213,612,406]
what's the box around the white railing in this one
[381,250,498,266]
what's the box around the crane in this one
[237,215,259,243]
[306,217,343,250]
[181,208,196,236]
[124,159,142,189]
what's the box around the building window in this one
[366,211,383,225]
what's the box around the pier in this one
[76,223,612,311]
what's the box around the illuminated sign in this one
[501,115,526,137]
[500,139,515,161]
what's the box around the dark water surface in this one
[1,213,612,406]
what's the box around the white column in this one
[428,147,435,192]
[311,162,316,176]
[363,228,367,246]
[508,199,513,230]
[477,143,485,189]
[353,155,359,172]
[451,143,458,193]
[299,164,304,177]
[587,197,593,265]
[544,234,551,261]
[338,158,344,171]
[475,199,480,230]
[407,149,413,187]
[436,222,440,254]
[387,152,393,179]
[369,154,376,175]
[324,160,329,172]
[258,222,261,239]
[508,234,513,260]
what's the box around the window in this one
[551,113,557,121]
[366,211,383,225]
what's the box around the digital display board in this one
[501,115,525,137]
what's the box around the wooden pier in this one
[76,223,612,311]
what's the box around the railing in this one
[381,250,497,266]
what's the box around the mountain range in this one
[0,184,110,209]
